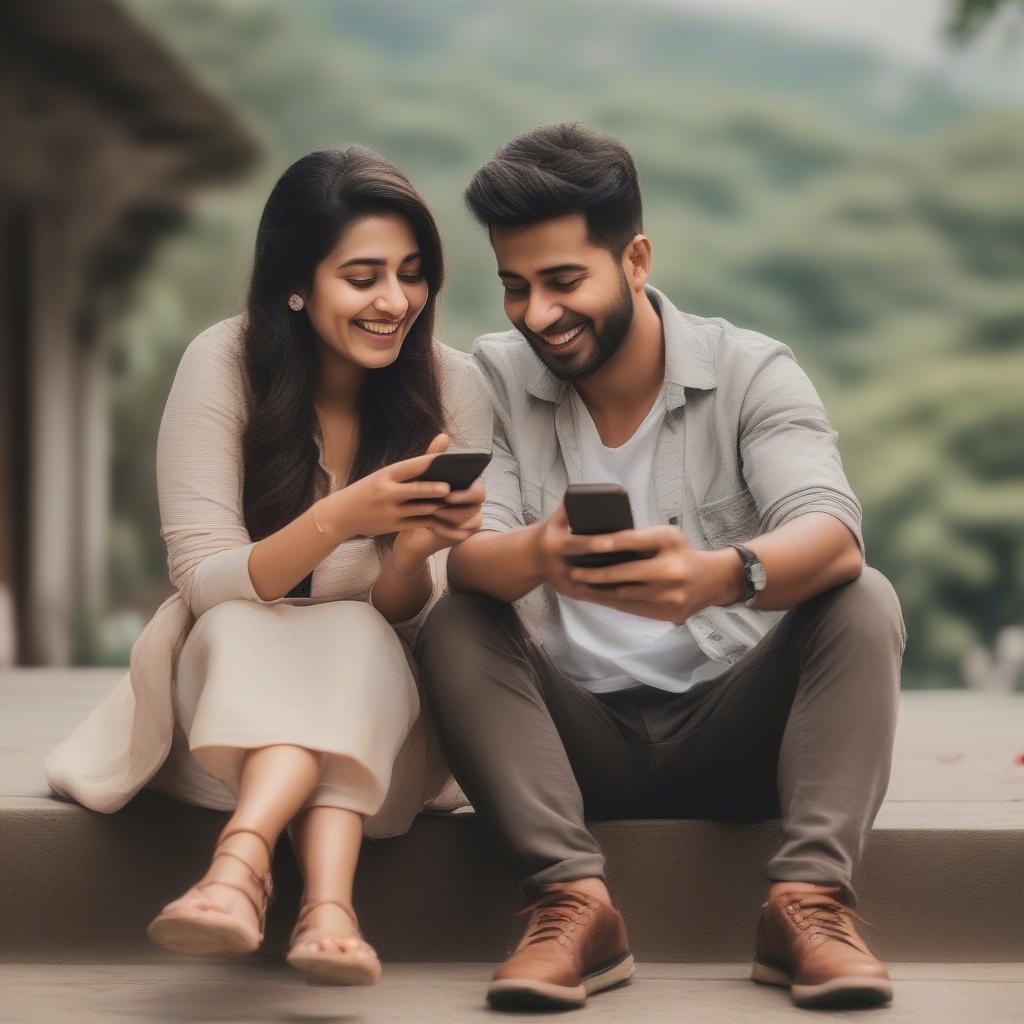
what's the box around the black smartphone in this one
[414,449,492,492]
[563,483,657,573]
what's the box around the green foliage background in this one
[100,0,1024,688]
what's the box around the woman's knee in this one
[320,599,411,661]
[191,597,259,634]
[334,598,395,633]
[329,601,420,701]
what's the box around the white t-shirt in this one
[553,387,733,695]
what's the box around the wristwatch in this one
[729,543,767,608]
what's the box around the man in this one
[418,122,907,1011]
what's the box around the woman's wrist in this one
[316,492,353,545]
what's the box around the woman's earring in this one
[288,293,305,312]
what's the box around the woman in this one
[43,146,492,984]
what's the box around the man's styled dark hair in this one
[464,122,643,255]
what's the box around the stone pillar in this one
[25,204,78,665]
[76,315,109,646]
[0,200,28,665]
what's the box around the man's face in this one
[490,214,634,381]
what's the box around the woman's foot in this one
[147,827,274,955]
[286,898,382,985]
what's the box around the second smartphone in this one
[563,483,658,571]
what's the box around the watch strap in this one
[729,543,759,605]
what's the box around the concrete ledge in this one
[2,671,1022,963]
[3,791,1022,962]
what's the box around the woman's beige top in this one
[43,316,493,831]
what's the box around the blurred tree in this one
[949,0,1024,39]
[99,0,1023,688]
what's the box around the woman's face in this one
[303,211,430,369]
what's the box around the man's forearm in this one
[711,512,864,612]
[447,526,546,602]
[448,511,862,614]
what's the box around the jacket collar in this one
[524,284,717,410]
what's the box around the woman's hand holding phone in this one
[395,434,487,566]
[317,433,487,571]
[318,434,453,543]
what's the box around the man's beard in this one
[517,271,635,382]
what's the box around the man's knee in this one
[420,591,517,650]
[814,564,907,656]
[417,590,522,699]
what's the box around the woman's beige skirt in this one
[147,598,450,838]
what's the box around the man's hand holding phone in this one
[565,522,737,623]
[533,502,620,600]
[536,485,743,623]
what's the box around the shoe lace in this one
[778,889,874,954]
[515,890,590,949]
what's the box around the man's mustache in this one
[516,316,587,340]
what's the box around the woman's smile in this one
[352,316,406,346]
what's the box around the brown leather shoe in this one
[487,889,635,1009]
[752,884,893,1008]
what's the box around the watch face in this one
[750,562,768,589]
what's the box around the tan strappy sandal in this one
[286,898,382,985]
[146,826,274,955]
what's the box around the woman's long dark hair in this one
[241,146,447,556]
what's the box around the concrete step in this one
[2,962,1023,1024]
[2,670,1023,964]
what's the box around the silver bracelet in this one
[312,501,328,535]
